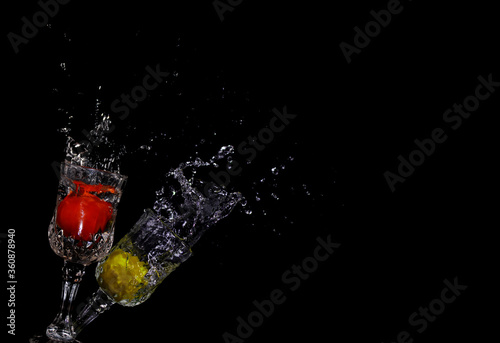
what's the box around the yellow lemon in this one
[98,248,149,302]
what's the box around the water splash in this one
[153,146,244,247]
[60,104,126,174]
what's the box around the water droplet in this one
[302,184,311,196]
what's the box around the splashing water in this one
[53,73,313,245]
[61,107,126,174]
[152,145,244,247]
[56,99,318,243]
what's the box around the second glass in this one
[72,209,192,339]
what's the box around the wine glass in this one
[71,208,192,339]
[46,161,127,341]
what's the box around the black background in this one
[2,0,498,342]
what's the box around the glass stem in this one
[73,288,115,338]
[46,260,86,342]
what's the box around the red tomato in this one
[56,189,113,241]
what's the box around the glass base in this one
[29,333,82,343]
[46,324,77,342]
